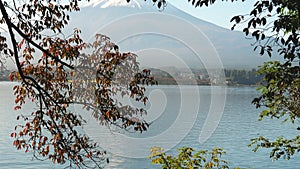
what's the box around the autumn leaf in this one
[105,110,110,118]
[10,132,16,138]
[18,38,25,49]
[14,106,21,110]
[9,74,14,81]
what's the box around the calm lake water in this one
[0,82,299,169]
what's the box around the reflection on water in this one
[0,82,300,169]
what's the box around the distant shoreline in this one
[0,80,259,87]
[1,67,263,86]
[146,83,259,87]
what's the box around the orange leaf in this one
[105,110,110,117]
[13,140,19,146]
[32,141,36,147]
[46,145,50,152]
[23,128,27,134]
[15,98,20,104]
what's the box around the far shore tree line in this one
[1,67,263,86]
[150,68,263,85]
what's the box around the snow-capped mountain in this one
[66,0,279,68]
[81,0,144,8]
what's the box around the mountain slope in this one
[66,1,278,68]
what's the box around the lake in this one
[0,82,299,169]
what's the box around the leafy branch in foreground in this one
[149,146,250,169]
[249,135,300,160]
[9,33,156,168]
[1,0,157,168]
[231,0,300,160]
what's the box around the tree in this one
[0,0,156,168]
[183,0,300,161]
[149,146,248,169]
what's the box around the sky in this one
[168,0,256,30]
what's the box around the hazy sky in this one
[168,0,256,30]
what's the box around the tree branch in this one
[10,23,74,69]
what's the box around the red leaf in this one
[20,61,25,67]
[10,132,16,138]
[9,74,14,81]
[26,122,30,128]
[14,106,21,110]
[19,131,23,136]
[18,39,25,49]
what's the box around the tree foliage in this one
[0,0,156,168]
[149,146,248,169]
